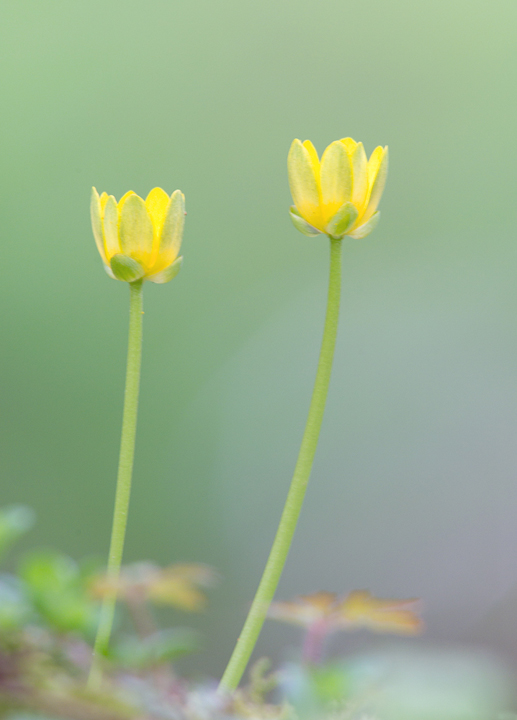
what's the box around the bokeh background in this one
[1,0,517,678]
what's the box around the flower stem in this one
[88,279,144,689]
[218,237,342,693]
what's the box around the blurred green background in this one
[1,0,517,677]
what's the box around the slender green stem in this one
[88,279,144,689]
[218,237,342,693]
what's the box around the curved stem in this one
[88,279,144,688]
[218,237,342,693]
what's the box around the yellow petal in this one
[99,192,109,212]
[103,196,120,260]
[119,193,154,267]
[287,139,323,231]
[361,146,388,225]
[340,137,358,155]
[302,140,321,187]
[337,590,422,635]
[145,187,170,241]
[367,146,384,186]
[268,592,337,627]
[320,141,352,224]
[158,190,185,262]
[118,190,136,210]
[90,188,107,264]
[350,142,368,211]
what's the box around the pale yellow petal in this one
[119,193,154,268]
[148,190,185,273]
[340,137,358,154]
[302,140,321,187]
[118,190,136,210]
[287,139,323,231]
[361,146,388,224]
[320,141,352,224]
[103,196,120,260]
[145,187,170,241]
[367,146,384,186]
[158,190,185,260]
[99,192,109,212]
[337,591,422,635]
[350,142,368,212]
[90,187,107,264]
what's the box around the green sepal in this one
[110,253,145,282]
[147,255,183,284]
[326,202,358,238]
[347,211,381,239]
[103,263,115,279]
[289,206,321,237]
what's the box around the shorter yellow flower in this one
[91,187,185,283]
[268,590,422,635]
[288,137,388,239]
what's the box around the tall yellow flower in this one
[91,187,185,283]
[288,138,388,239]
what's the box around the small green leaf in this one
[0,505,34,561]
[112,628,199,668]
[20,551,98,635]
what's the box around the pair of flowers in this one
[90,137,388,282]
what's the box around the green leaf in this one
[20,551,98,635]
[112,628,199,668]
[0,505,34,561]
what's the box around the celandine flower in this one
[268,590,422,635]
[288,138,388,239]
[268,590,421,665]
[91,187,185,283]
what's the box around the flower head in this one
[90,562,217,612]
[91,187,185,283]
[268,590,422,635]
[288,138,388,239]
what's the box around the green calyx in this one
[326,202,358,238]
[110,254,145,282]
[289,206,321,237]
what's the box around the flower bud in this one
[287,138,388,239]
[91,187,185,283]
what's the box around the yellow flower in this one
[91,187,185,283]
[287,138,388,239]
[89,562,217,612]
[268,590,422,635]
